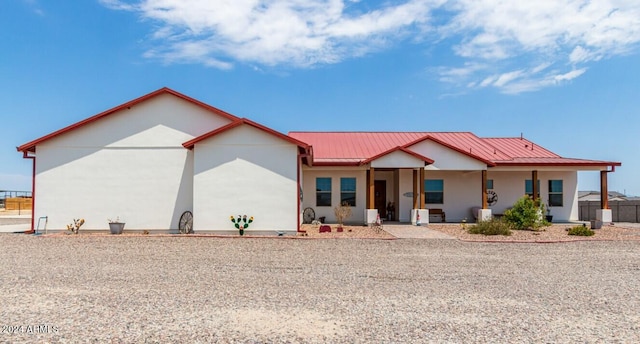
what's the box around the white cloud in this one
[22,0,45,16]
[554,68,587,82]
[103,0,640,93]
[104,0,444,68]
[436,0,640,93]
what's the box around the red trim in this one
[297,153,304,233]
[360,146,434,165]
[183,117,311,153]
[494,161,622,167]
[403,135,497,167]
[312,161,361,167]
[17,87,240,153]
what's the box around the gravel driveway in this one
[1,235,639,343]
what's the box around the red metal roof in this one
[288,132,621,168]
[17,87,240,153]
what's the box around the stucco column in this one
[365,168,378,224]
[532,170,538,202]
[477,169,492,221]
[597,170,612,223]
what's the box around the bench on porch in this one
[428,209,446,223]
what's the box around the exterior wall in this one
[34,94,232,230]
[302,168,580,223]
[370,151,424,168]
[485,171,578,222]
[398,169,414,222]
[301,167,419,223]
[301,168,367,224]
[421,170,577,222]
[422,170,483,222]
[409,141,487,170]
[193,125,299,233]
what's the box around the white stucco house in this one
[18,88,621,233]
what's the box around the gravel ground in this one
[1,235,639,343]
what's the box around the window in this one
[548,180,563,206]
[316,178,331,206]
[425,179,444,204]
[525,179,540,198]
[340,178,356,206]
[486,179,494,190]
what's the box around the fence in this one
[1,190,32,210]
[3,197,32,211]
[578,201,640,223]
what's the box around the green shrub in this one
[503,196,546,230]
[567,225,595,236]
[467,218,512,236]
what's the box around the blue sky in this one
[2,0,639,195]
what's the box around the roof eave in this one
[494,161,622,167]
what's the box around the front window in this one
[340,178,356,206]
[486,179,494,190]
[548,180,563,206]
[316,178,331,207]
[525,179,540,198]
[425,179,444,204]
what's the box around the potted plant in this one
[545,208,553,223]
[108,217,125,234]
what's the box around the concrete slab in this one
[383,224,456,239]
[0,224,31,233]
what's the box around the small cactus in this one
[67,218,85,234]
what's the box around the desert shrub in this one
[567,225,595,236]
[334,201,352,227]
[503,196,546,230]
[467,218,512,236]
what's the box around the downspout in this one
[297,152,302,233]
[23,151,35,232]
[297,150,312,233]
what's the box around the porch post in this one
[366,169,371,209]
[481,170,488,209]
[368,167,375,209]
[478,169,492,221]
[596,170,613,223]
[411,168,428,225]
[600,170,609,210]
[364,167,378,224]
[412,169,418,209]
[419,168,425,209]
[532,170,538,202]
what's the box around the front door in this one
[374,180,387,219]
